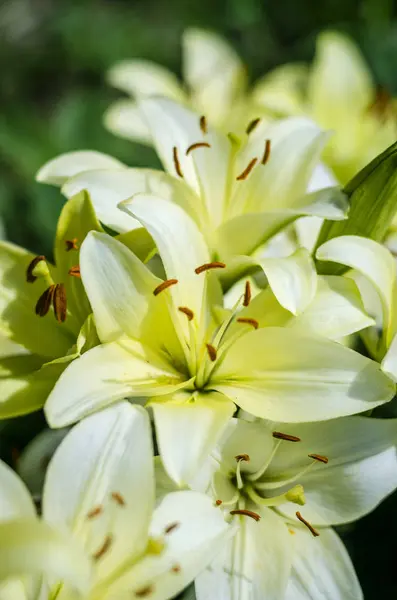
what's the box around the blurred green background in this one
[1,0,397,596]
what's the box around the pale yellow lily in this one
[0,191,101,418]
[0,403,232,600]
[255,30,397,185]
[37,97,346,290]
[44,197,394,485]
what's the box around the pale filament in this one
[247,439,282,482]
[255,459,320,491]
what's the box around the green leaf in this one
[316,142,397,274]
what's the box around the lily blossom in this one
[0,402,232,600]
[155,415,397,599]
[44,198,394,485]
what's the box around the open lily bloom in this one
[0,192,102,418]
[0,402,232,600]
[44,198,394,485]
[104,28,268,144]
[254,31,396,185]
[37,97,345,288]
[155,416,397,600]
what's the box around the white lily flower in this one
[43,200,393,485]
[0,402,232,600]
[0,191,103,419]
[104,28,264,144]
[155,415,397,599]
[37,97,347,290]
[254,30,397,185]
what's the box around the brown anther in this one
[215,499,222,506]
[68,265,81,278]
[153,279,178,296]
[199,115,207,134]
[235,454,250,462]
[236,317,259,329]
[164,522,180,534]
[135,585,154,598]
[236,158,258,181]
[92,534,113,560]
[308,453,329,464]
[272,431,301,442]
[261,139,271,165]
[26,255,46,283]
[65,238,78,251]
[86,505,103,519]
[246,118,261,135]
[35,285,55,317]
[111,491,126,506]
[171,564,181,573]
[186,141,211,155]
[178,306,194,321]
[172,146,184,178]
[230,509,261,522]
[53,283,67,322]
[206,343,217,362]
[243,280,251,306]
[194,261,226,274]
[296,511,320,537]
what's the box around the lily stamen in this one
[171,564,181,573]
[68,266,81,278]
[206,343,217,362]
[172,146,184,178]
[135,584,154,597]
[199,115,207,134]
[35,285,55,317]
[272,431,301,442]
[164,522,179,534]
[229,509,261,522]
[236,317,259,329]
[194,261,226,274]
[92,534,113,560]
[186,142,211,155]
[246,118,261,135]
[178,306,194,321]
[296,511,320,537]
[153,279,178,296]
[86,505,103,519]
[65,238,79,251]
[235,454,250,462]
[236,157,258,181]
[243,280,251,306]
[53,283,67,323]
[262,139,271,165]
[26,255,47,283]
[308,453,329,464]
[111,491,126,506]
[216,491,240,507]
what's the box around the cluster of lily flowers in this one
[2,27,397,600]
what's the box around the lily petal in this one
[0,461,35,521]
[121,194,210,327]
[104,99,152,145]
[107,59,185,100]
[259,248,317,315]
[62,168,197,233]
[45,339,186,427]
[44,403,154,573]
[139,97,231,228]
[36,151,125,186]
[212,328,394,421]
[196,506,292,600]
[316,235,396,346]
[285,527,362,600]
[151,391,235,485]
[0,519,92,595]
[182,28,246,125]
[104,491,233,600]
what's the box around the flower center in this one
[213,430,327,536]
